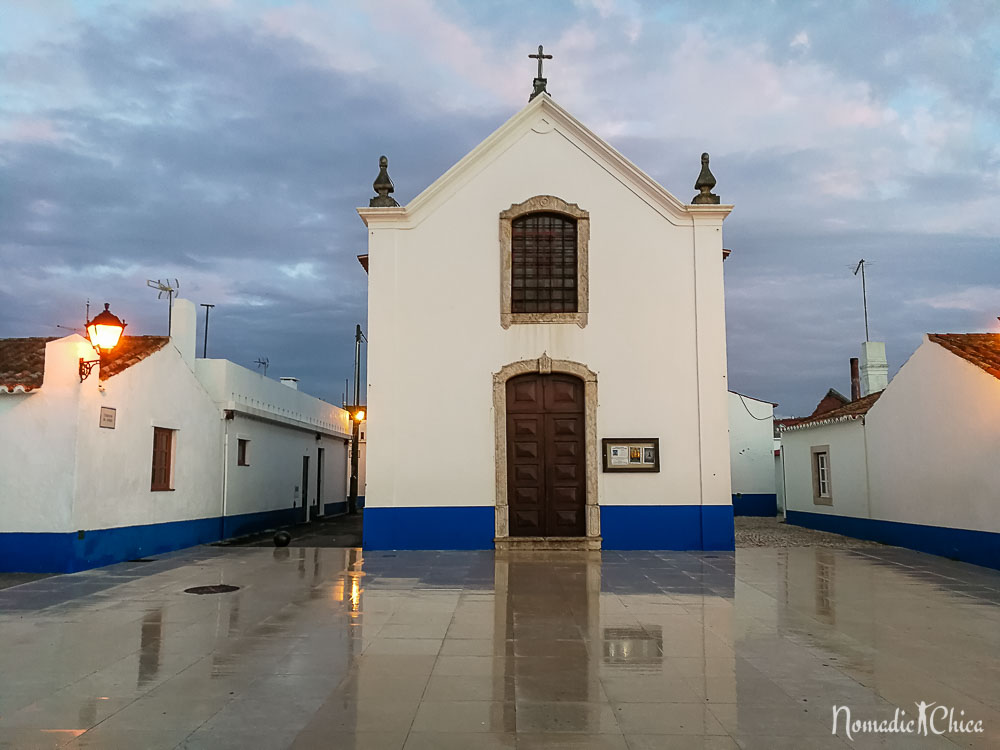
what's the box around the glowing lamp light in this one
[86,303,127,353]
[354,409,365,422]
[79,302,126,382]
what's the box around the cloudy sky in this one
[2,0,997,415]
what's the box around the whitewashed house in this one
[0,299,352,573]
[727,391,777,516]
[358,87,734,550]
[782,334,1000,569]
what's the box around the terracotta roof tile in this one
[99,336,169,379]
[783,391,882,429]
[928,333,1000,381]
[0,335,169,392]
[0,337,56,392]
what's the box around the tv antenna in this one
[147,279,179,335]
[853,259,871,342]
[54,299,89,335]
[254,357,269,377]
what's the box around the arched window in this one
[499,196,589,328]
[511,213,578,314]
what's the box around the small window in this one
[811,445,832,505]
[815,453,829,496]
[237,438,249,466]
[499,196,590,329]
[151,427,174,491]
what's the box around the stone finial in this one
[692,152,720,205]
[529,78,548,101]
[369,155,399,208]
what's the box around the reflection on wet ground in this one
[1,545,998,749]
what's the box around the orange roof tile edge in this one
[782,391,882,430]
[928,333,1000,381]
[99,336,170,380]
[0,337,56,393]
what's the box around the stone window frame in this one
[811,445,833,506]
[492,355,600,547]
[499,195,590,329]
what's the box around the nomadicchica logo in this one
[833,703,984,741]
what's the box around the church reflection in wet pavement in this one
[1,544,999,748]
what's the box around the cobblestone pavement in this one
[216,511,363,548]
[736,515,882,548]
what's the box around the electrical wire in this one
[736,392,773,421]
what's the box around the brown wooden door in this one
[506,373,586,536]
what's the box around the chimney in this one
[170,298,197,366]
[850,357,861,401]
[860,341,888,395]
[279,377,299,390]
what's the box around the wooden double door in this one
[506,373,587,537]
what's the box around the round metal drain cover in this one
[184,584,240,595]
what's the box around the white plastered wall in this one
[782,420,869,519]
[223,415,348,517]
[865,339,1000,533]
[364,104,731,512]
[1,318,353,536]
[72,345,223,530]
[194,357,352,517]
[0,336,94,532]
[727,392,776,495]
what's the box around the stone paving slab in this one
[1,542,999,748]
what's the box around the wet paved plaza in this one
[1,545,999,749]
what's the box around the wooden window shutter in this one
[151,427,173,491]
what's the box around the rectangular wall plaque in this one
[602,438,659,472]
[99,406,117,429]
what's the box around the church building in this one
[358,57,734,550]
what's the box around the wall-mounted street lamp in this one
[79,302,126,382]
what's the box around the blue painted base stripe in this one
[602,505,735,550]
[732,493,777,517]
[362,505,735,551]
[363,506,494,550]
[786,510,1000,571]
[1,506,301,574]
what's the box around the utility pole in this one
[349,324,364,515]
[200,304,215,358]
[853,259,870,342]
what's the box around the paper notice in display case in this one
[602,438,660,472]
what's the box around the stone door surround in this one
[493,355,600,550]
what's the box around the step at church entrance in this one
[506,373,587,536]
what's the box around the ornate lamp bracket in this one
[79,357,99,382]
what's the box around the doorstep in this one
[494,536,602,551]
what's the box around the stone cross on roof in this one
[528,45,552,101]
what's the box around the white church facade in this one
[358,91,735,550]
